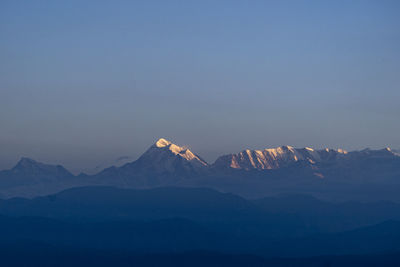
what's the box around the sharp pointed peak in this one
[141,138,208,167]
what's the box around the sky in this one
[1,0,400,173]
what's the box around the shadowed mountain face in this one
[0,138,400,200]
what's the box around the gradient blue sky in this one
[1,0,399,173]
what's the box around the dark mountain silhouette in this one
[0,211,399,258]
[1,244,400,267]
[271,220,400,257]
[0,186,309,239]
[2,186,400,235]
[254,194,400,232]
[0,186,400,262]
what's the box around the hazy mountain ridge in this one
[0,138,399,199]
[0,186,400,258]
[84,155,136,175]
[0,157,74,189]
[1,213,400,258]
[2,186,400,234]
[11,157,73,177]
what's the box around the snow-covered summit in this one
[155,138,171,148]
[120,138,208,175]
[148,138,208,166]
[213,146,350,170]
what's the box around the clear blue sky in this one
[1,0,399,172]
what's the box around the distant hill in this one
[0,157,73,186]
[0,186,400,259]
[2,186,400,234]
[0,207,399,257]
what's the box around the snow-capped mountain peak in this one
[149,138,208,166]
[94,138,209,186]
[112,138,209,177]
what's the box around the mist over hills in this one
[1,138,400,200]
[1,186,400,261]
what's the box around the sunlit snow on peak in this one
[155,138,171,148]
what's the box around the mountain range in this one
[1,138,400,200]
